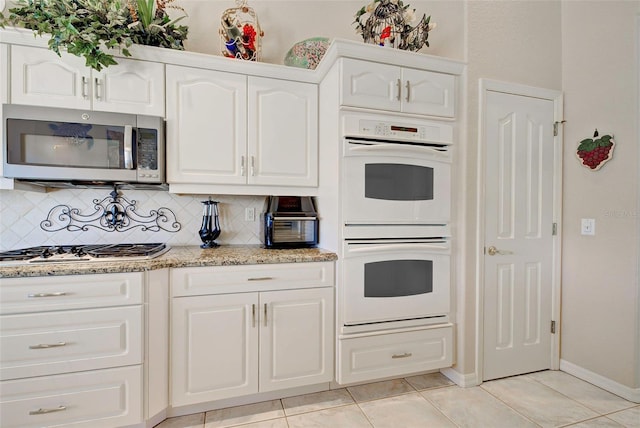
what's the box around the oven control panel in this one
[360,120,427,140]
[341,114,453,144]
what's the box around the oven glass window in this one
[364,260,433,297]
[7,119,126,169]
[365,163,434,201]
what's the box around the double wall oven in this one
[340,112,453,334]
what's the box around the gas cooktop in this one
[0,243,169,265]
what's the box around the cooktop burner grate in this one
[0,243,169,264]
[86,243,168,258]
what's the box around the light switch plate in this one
[581,218,595,236]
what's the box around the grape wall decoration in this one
[576,129,615,171]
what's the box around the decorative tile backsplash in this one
[0,188,267,251]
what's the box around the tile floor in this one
[156,371,640,428]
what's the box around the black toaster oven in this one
[262,196,319,248]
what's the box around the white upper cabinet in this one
[166,65,247,185]
[340,58,455,118]
[166,65,318,190]
[248,77,318,187]
[10,45,165,116]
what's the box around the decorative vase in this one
[219,0,263,61]
[199,198,221,248]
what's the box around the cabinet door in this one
[171,293,258,406]
[259,287,333,392]
[10,45,91,110]
[93,58,164,116]
[401,68,455,117]
[166,65,247,184]
[340,58,401,112]
[248,77,318,187]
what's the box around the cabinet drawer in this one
[1,306,142,380]
[0,272,143,314]
[172,262,334,296]
[0,365,142,428]
[337,324,453,384]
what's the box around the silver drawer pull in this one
[29,405,67,415]
[29,342,67,349]
[28,292,68,298]
[392,352,412,359]
[247,277,274,281]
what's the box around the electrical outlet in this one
[581,218,595,236]
[245,207,255,222]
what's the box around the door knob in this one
[487,246,514,256]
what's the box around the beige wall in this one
[560,1,640,388]
[460,0,563,375]
[177,0,465,63]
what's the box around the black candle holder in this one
[199,198,221,248]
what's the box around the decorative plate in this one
[284,37,331,70]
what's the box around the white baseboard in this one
[560,359,640,403]
[440,367,479,388]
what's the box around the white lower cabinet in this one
[0,366,142,428]
[0,306,142,380]
[338,324,453,385]
[170,263,334,407]
[0,272,148,428]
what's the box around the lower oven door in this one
[342,239,450,326]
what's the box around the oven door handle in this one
[345,242,450,254]
[345,141,451,160]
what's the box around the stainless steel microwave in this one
[2,104,165,184]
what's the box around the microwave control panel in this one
[136,128,159,170]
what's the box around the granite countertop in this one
[0,245,338,279]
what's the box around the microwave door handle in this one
[123,125,134,169]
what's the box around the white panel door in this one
[93,58,164,116]
[171,293,258,406]
[10,45,91,110]
[259,288,333,392]
[340,58,401,111]
[483,90,555,381]
[166,65,247,184]
[248,77,318,187]
[401,68,455,117]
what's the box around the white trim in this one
[561,360,640,404]
[475,79,563,383]
[635,14,640,392]
[440,367,479,388]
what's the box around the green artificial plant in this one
[0,0,188,71]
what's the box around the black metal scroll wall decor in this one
[40,186,182,233]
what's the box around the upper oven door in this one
[342,139,451,226]
[3,104,138,182]
[342,239,451,326]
